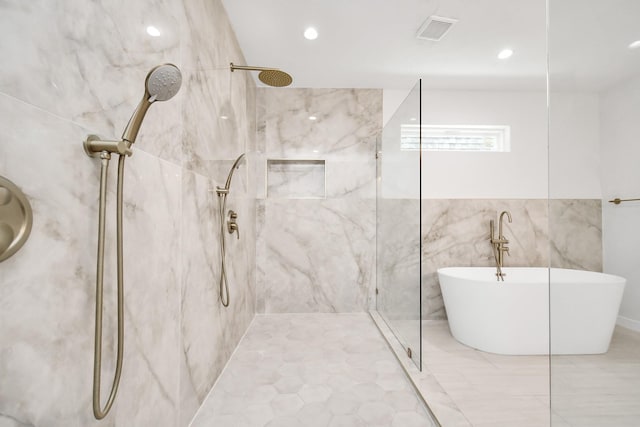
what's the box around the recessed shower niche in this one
[266,159,326,199]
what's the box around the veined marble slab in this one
[256,88,380,313]
[0,0,259,425]
[377,198,602,321]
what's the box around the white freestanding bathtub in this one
[438,267,626,355]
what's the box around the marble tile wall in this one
[549,199,602,271]
[256,88,380,313]
[266,160,326,199]
[377,199,602,320]
[179,0,257,425]
[0,1,256,426]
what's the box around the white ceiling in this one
[221,0,640,92]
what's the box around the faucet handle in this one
[227,210,240,240]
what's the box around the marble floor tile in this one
[189,313,436,427]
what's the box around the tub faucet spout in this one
[499,210,512,241]
[490,211,512,281]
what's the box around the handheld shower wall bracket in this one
[83,135,132,158]
[215,186,229,196]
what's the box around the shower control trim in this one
[227,210,239,239]
[0,175,33,262]
[83,135,132,158]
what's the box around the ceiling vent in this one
[416,16,458,41]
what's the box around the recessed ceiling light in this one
[304,27,318,40]
[146,26,161,37]
[629,40,640,49]
[220,115,228,120]
[309,115,317,121]
[410,117,417,121]
[312,150,319,153]
[498,49,513,59]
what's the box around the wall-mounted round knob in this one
[0,187,11,205]
[0,223,14,255]
[0,175,33,262]
[227,210,240,239]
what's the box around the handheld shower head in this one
[224,153,246,190]
[121,63,182,144]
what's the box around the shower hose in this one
[216,153,244,308]
[218,192,230,307]
[92,151,125,419]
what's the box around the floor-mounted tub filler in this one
[438,267,626,355]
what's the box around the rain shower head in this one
[257,69,292,87]
[121,63,182,144]
[230,63,293,87]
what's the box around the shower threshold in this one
[371,313,552,427]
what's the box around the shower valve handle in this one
[227,210,239,239]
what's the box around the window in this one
[400,124,510,152]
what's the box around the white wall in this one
[382,89,601,199]
[600,74,640,326]
[550,93,602,199]
[383,89,413,127]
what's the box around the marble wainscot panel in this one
[421,199,548,319]
[379,199,601,320]
[256,88,380,313]
[549,199,602,271]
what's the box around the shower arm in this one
[229,63,293,87]
[216,153,246,195]
[230,63,278,73]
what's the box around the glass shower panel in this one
[549,1,640,425]
[376,80,422,369]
